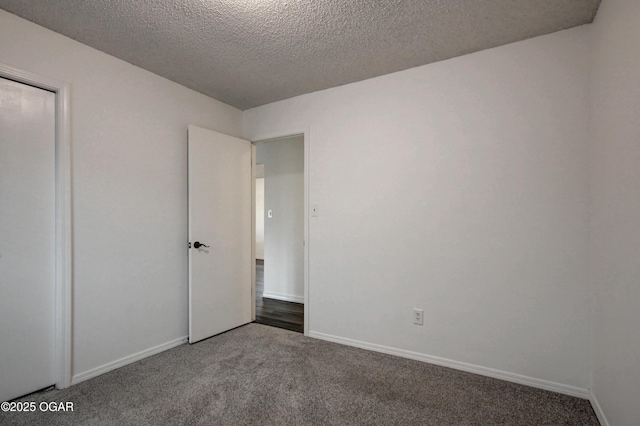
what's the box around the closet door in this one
[0,77,56,401]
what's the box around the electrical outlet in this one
[413,309,424,325]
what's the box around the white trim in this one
[250,144,257,322]
[250,127,311,336]
[0,63,73,390]
[263,292,304,304]
[303,128,310,337]
[589,392,610,426]
[71,336,188,385]
[309,331,590,399]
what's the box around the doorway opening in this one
[253,135,305,333]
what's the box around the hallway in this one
[254,260,304,333]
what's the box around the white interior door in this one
[188,125,252,343]
[0,77,56,401]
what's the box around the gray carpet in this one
[1,324,599,425]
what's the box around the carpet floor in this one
[1,324,599,425]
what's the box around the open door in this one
[188,125,252,343]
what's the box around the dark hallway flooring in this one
[254,259,304,333]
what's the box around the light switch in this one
[311,204,319,217]
[267,209,273,218]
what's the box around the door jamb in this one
[0,63,73,389]
[250,128,310,336]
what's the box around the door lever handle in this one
[193,241,209,249]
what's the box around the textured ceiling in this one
[0,0,600,110]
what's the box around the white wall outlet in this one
[267,209,273,218]
[413,308,424,325]
[311,204,319,217]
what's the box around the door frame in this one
[0,63,72,389]
[250,128,310,336]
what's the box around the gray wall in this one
[245,26,591,392]
[590,0,640,424]
[0,9,242,381]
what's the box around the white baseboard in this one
[263,291,304,304]
[308,331,590,399]
[71,335,188,385]
[589,391,610,426]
